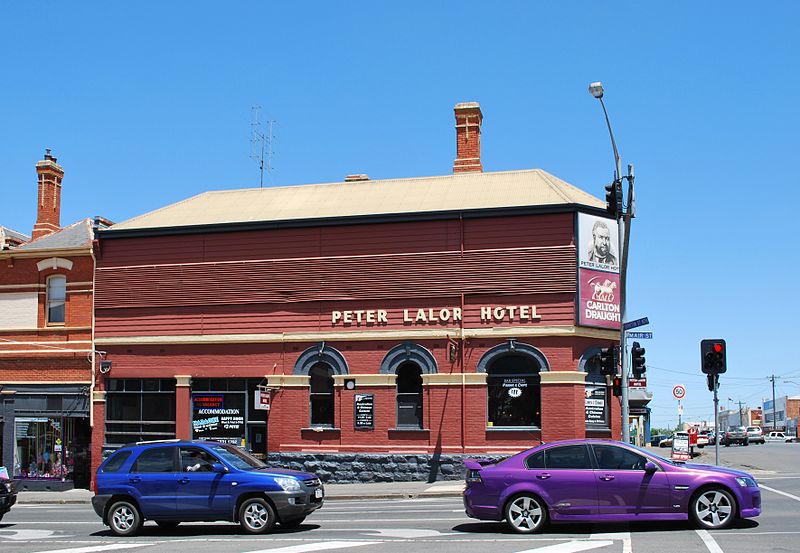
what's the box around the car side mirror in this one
[644,461,657,473]
[211,462,227,473]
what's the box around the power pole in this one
[770,374,777,431]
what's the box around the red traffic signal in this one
[701,339,727,374]
[612,376,622,397]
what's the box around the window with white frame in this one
[46,275,66,324]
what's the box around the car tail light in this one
[465,469,482,484]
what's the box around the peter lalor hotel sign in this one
[577,213,621,329]
[331,305,543,326]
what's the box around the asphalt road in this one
[2,442,799,553]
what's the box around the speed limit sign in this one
[672,385,686,400]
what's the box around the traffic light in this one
[612,376,622,397]
[631,341,646,378]
[598,345,618,376]
[605,180,622,217]
[706,373,718,392]
[701,339,727,374]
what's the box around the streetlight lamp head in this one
[589,81,604,99]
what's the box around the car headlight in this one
[735,476,757,488]
[2,482,10,493]
[274,477,302,492]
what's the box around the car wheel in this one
[239,497,276,534]
[107,500,143,537]
[505,494,547,534]
[281,516,306,528]
[155,520,180,529]
[691,488,736,530]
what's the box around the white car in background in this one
[765,431,786,441]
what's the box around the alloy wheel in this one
[506,495,545,533]
[694,489,734,529]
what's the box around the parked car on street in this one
[93,440,324,536]
[0,475,17,522]
[722,426,749,447]
[659,435,674,447]
[765,431,786,441]
[463,439,761,533]
[696,432,710,448]
[746,426,765,444]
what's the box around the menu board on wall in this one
[584,385,608,427]
[354,394,374,430]
[191,393,245,445]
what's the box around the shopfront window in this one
[14,417,77,481]
[309,363,335,427]
[105,379,176,446]
[396,362,423,428]
[46,275,66,324]
[486,354,541,428]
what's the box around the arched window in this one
[309,362,335,427]
[486,354,541,428]
[581,347,610,429]
[396,362,423,428]
[46,275,66,324]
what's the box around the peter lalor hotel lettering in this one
[331,305,541,325]
[89,102,624,482]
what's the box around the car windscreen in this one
[207,444,267,471]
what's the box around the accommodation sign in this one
[331,305,542,326]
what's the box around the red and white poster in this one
[577,213,621,330]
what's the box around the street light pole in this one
[589,82,635,444]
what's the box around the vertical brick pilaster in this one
[90,391,106,491]
[175,375,192,439]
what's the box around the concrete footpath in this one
[16,480,466,504]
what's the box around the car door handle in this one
[536,473,551,480]
[599,475,615,481]
[178,477,190,484]
[129,476,141,484]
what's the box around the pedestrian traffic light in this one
[612,376,622,397]
[631,341,646,378]
[598,345,618,376]
[706,373,718,392]
[701,339,727,374]
[605,180,622,217]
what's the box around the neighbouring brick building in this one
[92,103,622,483]
[0,151,109,490]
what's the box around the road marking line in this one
[696,529,724,553]
[590,532,631,553]
[30,544,149,553]
[760,484,800,502]
[242,541,379,553]
[515,541,614,553]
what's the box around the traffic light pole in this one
[619,168,635,444]
[713,376,720,465]
[618,214,629,444]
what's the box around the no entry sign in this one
[673,385,686,400]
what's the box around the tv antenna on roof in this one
[250,106,277,188]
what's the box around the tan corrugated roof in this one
[111,169,604,231]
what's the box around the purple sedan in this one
[463,439,761,533]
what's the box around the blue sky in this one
[2,2,798,428]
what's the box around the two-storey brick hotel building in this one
[91,103,622,481]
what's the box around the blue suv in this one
[92,440,324,536]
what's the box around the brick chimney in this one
[452,102,483,174]
[32,149,64,241]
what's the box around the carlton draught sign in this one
[577,213,621,330]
